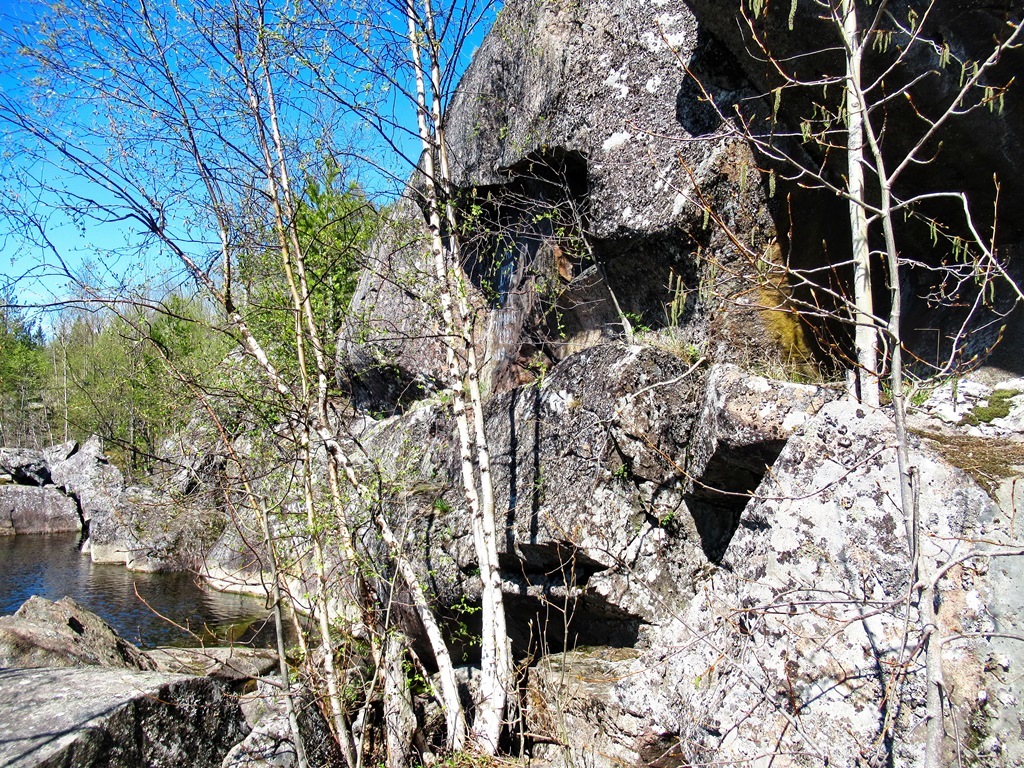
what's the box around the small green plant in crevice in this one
[612,461,631,480]
[959,388,1021,426]
[403,654,434,698]
[623,312,653,335]
[663,268,689,328]
[643,328,706,364]
[909,384,935,408]
[449,594,482,662]
[425,749,508,768]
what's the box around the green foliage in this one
[0,286,48,445]
[52,296,229,475]
[237,161,379,384]
[449,595,482,661]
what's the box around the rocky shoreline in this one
[0,594,339,768]
[0,436,225,573]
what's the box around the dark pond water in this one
[0,532,277,648]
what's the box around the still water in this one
[0,532,276,648]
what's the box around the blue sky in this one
[0,0,498,329]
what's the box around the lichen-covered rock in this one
[0,595,156,670]
[335,197,449,415]
[684,363,837,558]
[2,435,227,572]
[86,483,224,573]
[0,666,248,768]
[365,344,834,658]
[526,647,648,767]
[339,0,804,413]
[48,435,124,521]
[0,447,52,485]
[221,681,341,768]
[0,484,81,535]
[583,400,1024,768]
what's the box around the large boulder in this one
[85,483,224,573]
[0,484,81,535]
[339,0,812,414]
[0,666,248,768]
[48,434,125,529]
[0,447,51,486]
[15,435,228,572]
[365,343,833,656]
[531,400,1023,767]
[0,595,155,670]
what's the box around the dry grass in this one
[913,428,1024,496]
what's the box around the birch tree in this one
[401,0,512,751]
[1,0,486,760]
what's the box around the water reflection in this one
[0,532,276,648]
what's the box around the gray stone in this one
[87,483,223,573]
[339,0,805,413]
[0,666,248,768]
[0,447,51,486]
[42,440,78,466]
[0,484,80,535]
[48,435,124,516]
[147,646,278,682]
[526,647,647,768]
[365,344,834,657]
[221,682,341,768]
[591,400,1024,768]
[0,596,155,670]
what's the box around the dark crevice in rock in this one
[687,439,788,562]
[57,484,90,547]
[455,148,613,392]
[675,27,748,138]
[594,226,705,336]
[514,540,607,582]
[505,541,644,655]
[507,592,643,656]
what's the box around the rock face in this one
[0,599,287,767]
[359,343,835,657]
[0,666,249,768]
[0,447,53,485]
[341,0,1024,417]
[518,399,1024,768]
[339,0,812,414]
[0,596,156,670]
[0,484,80,535]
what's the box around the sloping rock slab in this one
[0,596,155,670]
[0,666,248,768]
[147,646,277,682]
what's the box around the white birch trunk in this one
[404,0,511,750]
[378,514,468,749]
[842,0,879,407]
